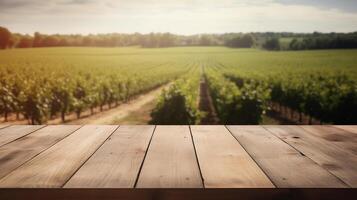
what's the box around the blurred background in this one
[0,0,356,125]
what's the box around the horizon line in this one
[10,30,357,36]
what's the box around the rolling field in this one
[0,47,357,124]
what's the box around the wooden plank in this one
[0,125,81,179]
[0,125,118,188]
[333,125,357,134]
[0,125,45,147]
[227,126,346,188]
[191,125,274,188]
[265,125,357,187]
[0,125,10,129]
[300,126,357,157]
[65,125,154,188]
[136,126,202,188]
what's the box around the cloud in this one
[1,0,357,34]
[276,0,357,12]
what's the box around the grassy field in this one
[1,47,357,125]
[1,47,357,70]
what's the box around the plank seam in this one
[189,125,205,188]
[0,125,11,130]
[0,125,84,180]
[262,125,350,188]
[60,125,120,188]
[133,125,156,188]
[0,125,47,148]
[225,125,277,188]
[297,126,354,187]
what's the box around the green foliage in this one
[0,27,11,49]
[288,34,357,50]
[0,47,190,124]
[225,34,255,48]
[206,72,268,124]
[208,47,357,124]
[49,78,72,121]
[224,66,357,124]
[1,47,357,125]
[263,38,280,50]
[3,25,357,50]
[150,73,201,125]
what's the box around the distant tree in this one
[199,35,214,46]
[33,32,44,47]
[240,34,255,47]
[160,33,176,47]
[42,36,60,47]
[17,37,33,48]
[288,34,357,50]
[1,25,357,50]
[83,36,94,46]
[8,34,20,48]
[142,33,156,47]
[289,38,296,49]
[226,34,255,48]
[0,26,11,49]
[263,38,280,50]
[58,38,69,46]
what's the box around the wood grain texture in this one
[0,125,45,147]
[0,125,355,189]
[227,126,346,188]
[301,126,357,161]
[136,126,202,188]
[0,125,117,188]
[65,125,154,188]
[0,125,81,179]
[333,126,357,134]
[191,125,274,188]
[265,125,357,187]
[0,125,9,130]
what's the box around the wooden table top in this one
[0,125,356,190]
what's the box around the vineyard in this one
[0,47,357,124]
[0,47,191,124]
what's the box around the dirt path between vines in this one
[64,84,170,125]
[198,76,219,124]
[1,84,170,125]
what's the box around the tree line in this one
[0,26,257,49]
[1,26,357,50]
[0,26,229,48]
[260,32,357,51]
[289,33,357,50]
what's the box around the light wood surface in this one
[0,125,9,130]
[191,125,274,188]
[301,126,357,149]
[136,126,203,188]
[0,125,356,189]
[0,125,81,179]
[333,125,357,134]
[265,125,357,187]
[65,125,154,188]
[227,125,346,188]
[0,125,45,147]
[0,125,117,188]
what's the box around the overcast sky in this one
[1,0,357,34]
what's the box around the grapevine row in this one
[150,66,201,125]
[225,72,357,124]
[0,62,189,124]
[205,68,269,124]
